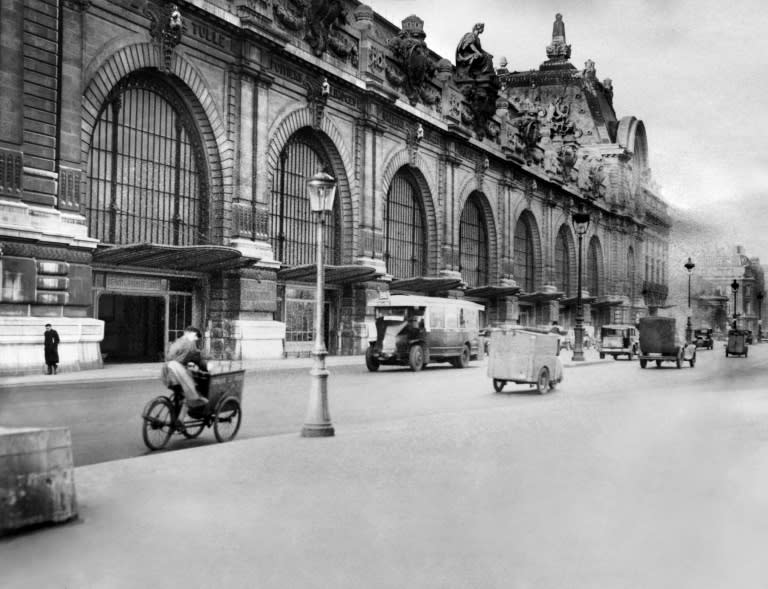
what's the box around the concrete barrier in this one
[0,426,78,534]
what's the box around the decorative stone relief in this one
[273,0,355,63]
[386,15,437,106]
[144,2,184,73]
[406,122,424,167]
[453,22,500,139]
[305,77,330,129]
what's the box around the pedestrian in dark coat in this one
[44,323,60,375]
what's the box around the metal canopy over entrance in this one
[389,276,465,294]
[93,243,259,272]
[463,285,521,299]
[277,264,378,285]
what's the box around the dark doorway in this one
[99,294,165,362]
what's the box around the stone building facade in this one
[0,1,670,374]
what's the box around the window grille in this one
[459,195,488,287]
[514,218,535,292]
[385,171,426,279]
[270,129,339,266]
[554,228,570,295]
[587,238,600,296]
[86,71,206,245]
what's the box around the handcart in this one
[637,316,696,369]
[487,327,563,394]
[142,366,245,450]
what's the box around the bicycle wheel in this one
[213,397,242,443]
[181,417,206,439]
[142,397,175,450]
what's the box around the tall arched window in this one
[269,129,340,266]
[587,237,601,296]
[554,227,570,296]
[514,217,535,292]
[86,71,207,245]
[385,169,426,278]
[627,247,636,301]
[459,194,489,287]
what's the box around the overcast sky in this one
[373,0,768,258]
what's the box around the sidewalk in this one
[0,348,607,388]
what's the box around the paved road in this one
[3,344,768,588]
[1,342,766,466]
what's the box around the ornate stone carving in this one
[508,110,545,166]
[453,23,500,140]
[386,15,437,106]
[546,13,571,61]
[274,0,351,61]
[304,77,330,129]
[405,123,424,167]
[144,2,184,73]
[577,154,607,199]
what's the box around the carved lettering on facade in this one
[106,275,167,292]
[190,21,229,49]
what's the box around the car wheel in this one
[536,367,550,394]
[492,379,505,393]
[599,352,605,359]
[453,344,470,369]
[656,360,662,367]
[640,359,647,368]
[408,344,424,372]
[365,347,380,372]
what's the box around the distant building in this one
[0,4,670,374]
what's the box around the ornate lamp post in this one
[730,279,740,328]
[571,207,590,362]
[301,171,337,438]
[684,257,695,344]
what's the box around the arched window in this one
[514,217,535,292]
[86,71,207,245]
[270,129,340,266]
[459,194,489,287]
[554,227,570,296]
[627,247,636,301]
[587,237,601,296]
[385,169,426,278]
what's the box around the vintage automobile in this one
[726,329,749,357]
[365,295,484,372]
[598,324,639,360]
[693,328,714,350]
[487,327,563,394]
[637,316,696,369]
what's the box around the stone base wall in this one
[0,317,104,376]
[0,427,78,535]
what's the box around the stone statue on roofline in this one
[455,22,496,80]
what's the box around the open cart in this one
[487,327,563,394]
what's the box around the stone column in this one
[439,150,461,277]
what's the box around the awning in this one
[592,297,628,308]
[278,264,378,285]
[463,285,521,298]
[560,295,597,306]
[92,243,260,273]
[517,290,564,303]
[389,276,465,294]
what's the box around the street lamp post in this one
[730,279,740,329]
[571,208,590,362]
[684,257,695,344]
[301,171,337,438]
[757,291,764,342]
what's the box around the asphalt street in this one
[1,342,766,466]
[2,343,768,588]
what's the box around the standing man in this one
[44,324,60,375]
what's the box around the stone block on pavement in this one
[0,426,78,534]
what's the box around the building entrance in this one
[98,294,165,362]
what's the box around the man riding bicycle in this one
[161,326,209,416]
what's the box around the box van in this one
[365,295,484,372]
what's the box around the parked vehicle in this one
[365,295,484,372]
[637,316,696,369]
[726,329,749,357]
[487,327,563,394]
[598,324,639,360]
[693,328,714,350]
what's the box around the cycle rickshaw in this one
[141,365,245,451]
